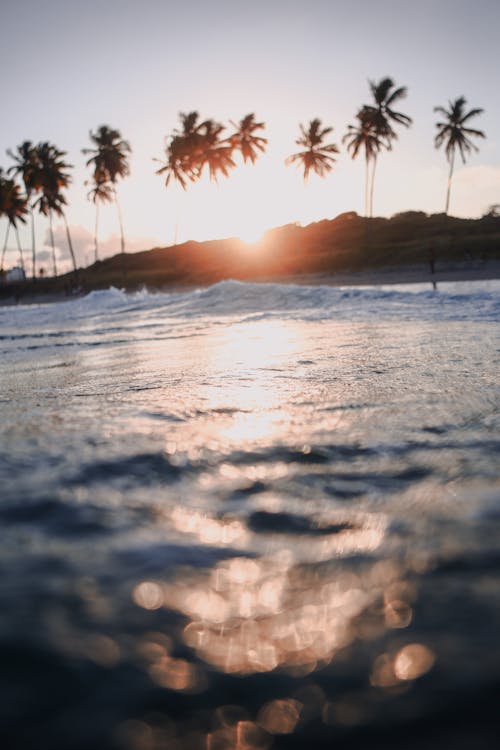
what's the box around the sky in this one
[1,0,499,272]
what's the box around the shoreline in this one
[255,259,500,288]
[1,260,499,307]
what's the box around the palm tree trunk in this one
[114,189,126,284]
[94,201,100,263]
[1,223,10,269]
[49,211,58,277]
[364,155,370,218]
[15,226,25,273]
[445,150,455,215]
[115,190,125,254]
[30,208,36,280]
[369,155,378,218]
[63,213,78,279]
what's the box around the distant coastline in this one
[1,211,500,306]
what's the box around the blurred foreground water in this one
[1,279,499,749]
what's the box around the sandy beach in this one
[264,258,500,288]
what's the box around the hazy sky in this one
[1,0,499,270]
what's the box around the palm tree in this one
[34,142,77,278]
[0,168,28,272]
[286,118,339,180]
[7,141,40,278]
[156,112,239,243]
[83,126,131,256]
[229,114,267,164]
[156,111,204,191]
[156,111,210,244]
[85,168,114,263]
[434,97,485,214]
[363,77,412,216]
[343,107,388,217]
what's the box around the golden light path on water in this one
[122,316,436,747]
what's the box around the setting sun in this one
[237,225,266,245]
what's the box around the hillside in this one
[2,211,500,300]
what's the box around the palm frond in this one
[286,119,339,181]
[433,96,485,162]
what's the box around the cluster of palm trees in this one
[0,142,76,278]
[155,112,267,188]
[83,126,131,263]
[287,79,485,220]
[0,76,486,279]
[156,79,485,225]
[0,130,131,279]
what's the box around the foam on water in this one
[1,278,499,334]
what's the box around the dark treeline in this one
[1,210,499,302]
[0,76,487,281]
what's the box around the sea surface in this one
[1,279,499,749]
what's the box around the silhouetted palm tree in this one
[229,114,267,164]
[83,126,131,256]
[34,142,77,277]
[156,112,240,243]
[343,107,388,217]
[434,97,485,214]
[156,111,207,190]
[0,168,28,272]
[7,141,42,278]
[85,169,114,263]
[363,77,412,216]
[286,119,339,180]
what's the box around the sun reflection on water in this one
[130,529,422,684]
[197,320,308,446]
[117,319,441,747]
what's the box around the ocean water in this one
[1,279,499,749]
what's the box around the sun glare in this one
[237,225,266,245]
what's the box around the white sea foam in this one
[1,278,499,334]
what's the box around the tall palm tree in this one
[85,168,114,263]
[286,118,339,180]
[0,169,10,270]
[156,112,240,243]
[34,142,77,277]
[434,96,485,214]
[229,114,267,164]
[7,141,40,278]
[0,168,28,272]
[362,77,412,216]
[83,126,131,256]
[343,106,388,217]
[156,111,210,244]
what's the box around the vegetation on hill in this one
[1,210,499,301]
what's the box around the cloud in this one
[43,223,94,266]
[455,164,500,190]
[452,164,500,216]
[37,249,52,263]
